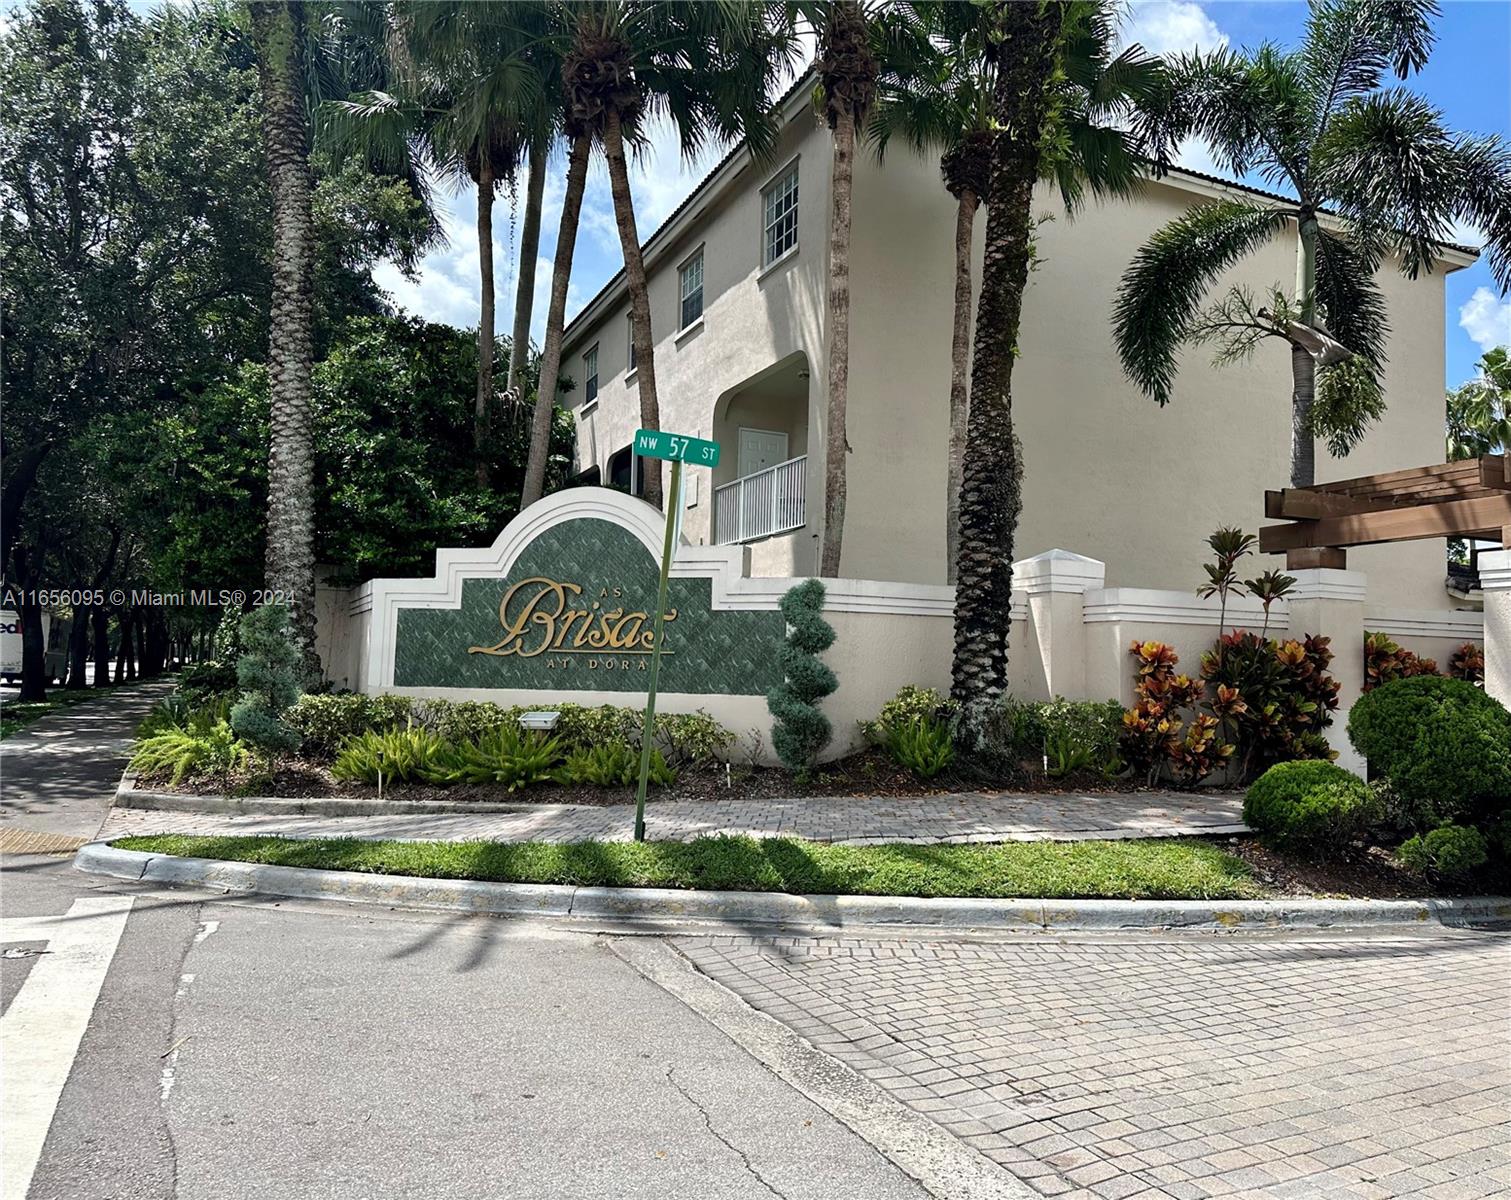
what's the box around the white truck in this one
[0,610,71,684]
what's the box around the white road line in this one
[1,896,134,1199]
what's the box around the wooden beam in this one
[1285,547,1347,570]
[1259,494,1511,552]
[1482,454,1510,490]
[1264,489,1381,520]
[1307,458,1483,498]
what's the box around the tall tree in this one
[1114,0,1511,488]
[873,0,1160,581]
[810,0,878,575]
[529,1,791,513]
[250,0,320,672]
[950,1,1165,710]
[1447,346,1511,460]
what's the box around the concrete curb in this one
[72,842,1511,932]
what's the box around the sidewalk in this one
[2,681,173,846]
[98,788,1248,845]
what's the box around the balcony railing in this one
[714,454,806,545]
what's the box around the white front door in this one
[737,427,789,478]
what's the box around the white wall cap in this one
[1478,549,1511,591]
[1082,587,1290,629]
[1288,568,1368,603]
[1363,608,1485,640]
[1012,549,1107,595]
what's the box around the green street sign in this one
[634,428,720,467]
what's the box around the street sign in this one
[633,428,720,467]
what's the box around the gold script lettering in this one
[468,576,677,657]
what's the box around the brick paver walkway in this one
[97,790,1246,845]
[677,931,1511,1200]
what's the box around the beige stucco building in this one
[560,82,1477,612]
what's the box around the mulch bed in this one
[1218,835,1443,899]
[139,748,1161,807]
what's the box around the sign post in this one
[631,429,720,841]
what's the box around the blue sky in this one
[373,1,1511,389]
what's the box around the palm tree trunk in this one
[950,2,1059,710]
[946,186,979,585]
[601,107,663,511]
[820,106,858,578]
[1290,211,1320,488]
[507,136,548,403]
[522,133,591,508]
[475,156,496,487]
[250,0,319,676]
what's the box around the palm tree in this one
[320,1,548,485]
[950,0,1167,709]
[1447,346,1510,461]
[249,0,320,671]
[1114,0,1511,489]
[528,1,792,513]
[872,0,1159,582]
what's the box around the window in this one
[626,314,637,373]
[761,160,799,267]
[679,249,704,329]
[583,344,598,408]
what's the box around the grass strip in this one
[112,834,1265,900]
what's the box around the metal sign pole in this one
[633,457,682,842]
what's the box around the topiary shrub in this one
[1243,760,1377,854]
[767,579,836,772]
[1347,676,1511,828]
[229,605,302,754]
[1398,824,1489,883]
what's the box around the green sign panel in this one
[634,428,720,467]
[393,517,782,695]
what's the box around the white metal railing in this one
[714,454,807,545]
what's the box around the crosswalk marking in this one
[2,896,134,1199]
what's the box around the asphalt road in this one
[2,856,929,1200]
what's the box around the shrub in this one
[1347,677,1511,828]
[654,710,734,766]
[1398,825,1489,883]
[130,720,248,785]
[1363,631,1438,691]
[1202,631,1339,777]
[412,698,518,746]
[1448,642,1485,685]
[444,726,565,790]
[1243,760,1376,854]
[554,703,640,748]
[229,605,302,754]
[885,716,955,780]
[331,727,457,786]
[177,660,240,703]
[863,685,957,745]
[286,694,414,755]
[560,740,639,786]
[1118,641,1234,786]
[767,580,836,772]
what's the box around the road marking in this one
[1,896,134,1199]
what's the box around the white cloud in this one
[1446,218,1486,250]
[1459,287,1511,353]
[1122,1,1228,56]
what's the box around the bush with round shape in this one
[1243,760,1377,854]
[767,579,836,772]
[1346,677,1511,827]
[1397,824,1489,883]
[229,605,302,754]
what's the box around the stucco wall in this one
[562,104,1470,615]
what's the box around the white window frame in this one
[760,158,800,269]
[678,246,705,330]
[626,313,637,375]
[582,344,599,411]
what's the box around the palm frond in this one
[1312,229,1389,370]
[1113,200,1292,405]
[1300,0,1438,141]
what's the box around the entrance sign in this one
[634,428,720,467]
[629,430,721,840]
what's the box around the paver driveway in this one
[677,930,1511,1200]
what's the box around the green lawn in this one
[1,686,119,739]
[112,834,1265,900]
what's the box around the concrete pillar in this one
[1014,550,1106,700]
[1479,549,1511,707]
[1288,566,1368,776]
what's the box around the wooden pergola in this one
[1261,453,1511,569]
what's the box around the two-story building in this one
[559,75,1478,615]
